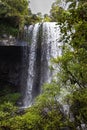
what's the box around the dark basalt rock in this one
[0,45,29,104]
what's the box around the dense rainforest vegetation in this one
[0,0,87,130]
[0,0,50,38]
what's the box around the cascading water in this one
[40,22,61,86]
[23,22,62,108]
[23,23,40,107]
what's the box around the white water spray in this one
[23,22,61,107]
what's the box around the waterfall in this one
[23,23,40,107]
[23,22,61,108]
[40,22,61,86]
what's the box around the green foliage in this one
[55,0,87,88]
[0,0,28,16]
[0,0,45,38]
[50,2,61,22]
[0,82,67,130]
[0,102,18,130]
[67,88,87,128]
[0,93,20,104]
[30,13,42,24]
[0,24,18,37]
[0,0,29,37]
[0,85,20,105]
[43,14,51,22]
[0,84,21,129]
[51,0,87,128]
[31,83,66,130]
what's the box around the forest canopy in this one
[0,0,30,36]
[0,0,45,37]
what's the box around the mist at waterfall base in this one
[22,22,62,108]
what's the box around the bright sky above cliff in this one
[30,0,56,15]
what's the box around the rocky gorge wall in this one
[0,45,29,105]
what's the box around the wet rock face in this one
[0,35,16,46]
[0,46,29,94]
